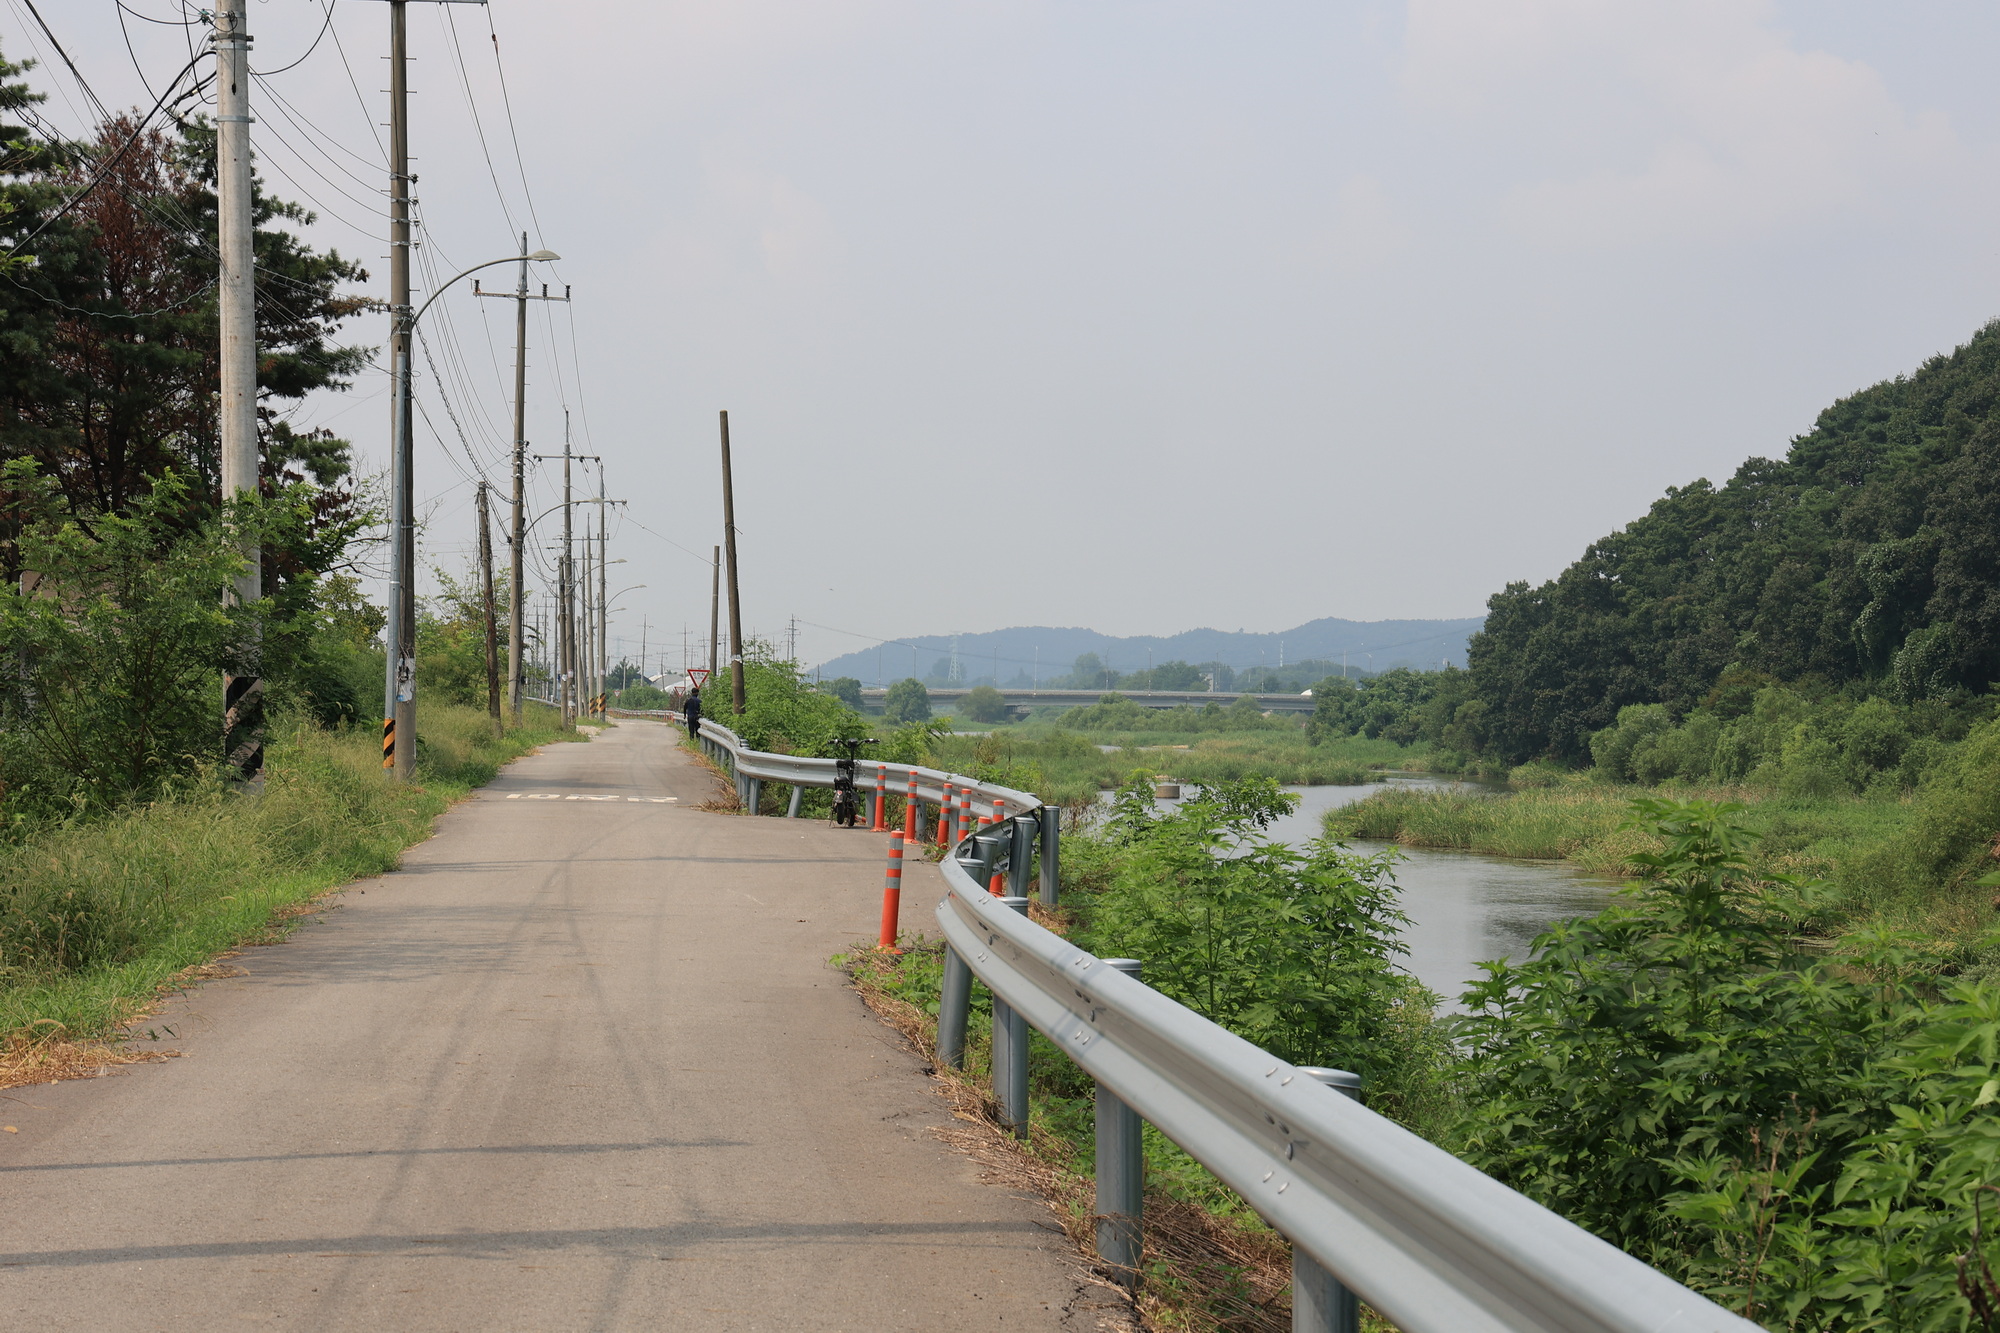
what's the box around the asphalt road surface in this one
[0,720,1126,1331]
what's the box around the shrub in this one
[959,684,1008,723]
[1071,774,1441,1108]
[883,677,931,724]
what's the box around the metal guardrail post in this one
[994,895,1032,1137]
[746,776,763,815]
[937,945,971,1070]
[1096,957,1144,1288]
[786,784,803,818]
[1039,803,1060,907]
[1008,814,1036,898]
[1295,1067,1364,1333]
[972,831,1007,898]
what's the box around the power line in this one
[251,0,338,77]
[2,51,212,258]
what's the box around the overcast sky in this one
[14,1,2000,672]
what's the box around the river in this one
[1113,776,1622,1007]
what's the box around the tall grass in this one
[1327,781,1928,931]
[0,703,578,1042]
[924,728,1423,807]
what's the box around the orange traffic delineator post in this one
[878,833,904,951]
[870,768,887,832]
[937,780,954,847]
[956,786,971,846]
[902,769,920,843]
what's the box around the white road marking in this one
[503,794,675,803]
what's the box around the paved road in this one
[1,721,1123,1331]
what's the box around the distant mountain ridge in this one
[811,616,1484,686]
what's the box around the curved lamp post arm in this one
[408,249,559,329]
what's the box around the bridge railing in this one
[625,708,1758,1333]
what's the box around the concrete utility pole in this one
[580,517,593,718]
[382,0,418,778]
[708,546,720,683]
[532,428,598,729]
[719,411,746,715]
[476,233,567,725]
[477,482,500,736]
[215,0,263,789]
[595,473,608,714]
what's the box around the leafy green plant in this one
[1453,800,1931,1262]
[1071,774,1442,1110]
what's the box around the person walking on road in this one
[683,685,702,736]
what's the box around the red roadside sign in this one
[687,668,712,687]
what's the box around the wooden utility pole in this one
[215,0,262,788]
[477,482,500,736]
[719,411,746,715]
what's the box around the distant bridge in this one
[855,685,1317,716]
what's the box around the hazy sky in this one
[15,1,2000,671]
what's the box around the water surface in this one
[1106,776,1622,1007]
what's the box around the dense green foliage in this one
[1067,776,1438,1103]
[956,683,1008,722]
[1468,322,2000,765]
[883,676,931,723]
[1306,666,1477,755]
[822,676,863,710]
[0,465,369,820]
[729,657,871,757]
[1585,682,1979,796]
[1453,799,2000,1329]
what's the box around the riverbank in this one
[1324,771,2000,946]
[0,704,580,1076]
[925,727,1424,806]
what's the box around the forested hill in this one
[1469,320,2000,764]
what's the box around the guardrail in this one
[626,708,1759,1333]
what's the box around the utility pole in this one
[531,429,600,728]
[580,517,593,718]
[476,233,566,725]
[596,467,608,717]
[640,617,648,687]
[214,0,262,789]
[708,546,720,683]
[719,410,746,715]
[383,0,416,779]
[477,482,500,736]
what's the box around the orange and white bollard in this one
[870,768,887,832]
[902,769,921,843]
[937,780,954,847]
[957,786,972,846]
[878,833,904,951]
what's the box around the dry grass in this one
[0,1026,179,1093]
[846,945,1322,1332]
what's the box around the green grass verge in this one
[0,703,582,1044]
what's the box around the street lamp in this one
[601,583,646,700]
[385,248,559,780]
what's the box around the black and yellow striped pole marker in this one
[381,716,395,769]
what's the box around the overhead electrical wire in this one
[251,0,338,78]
